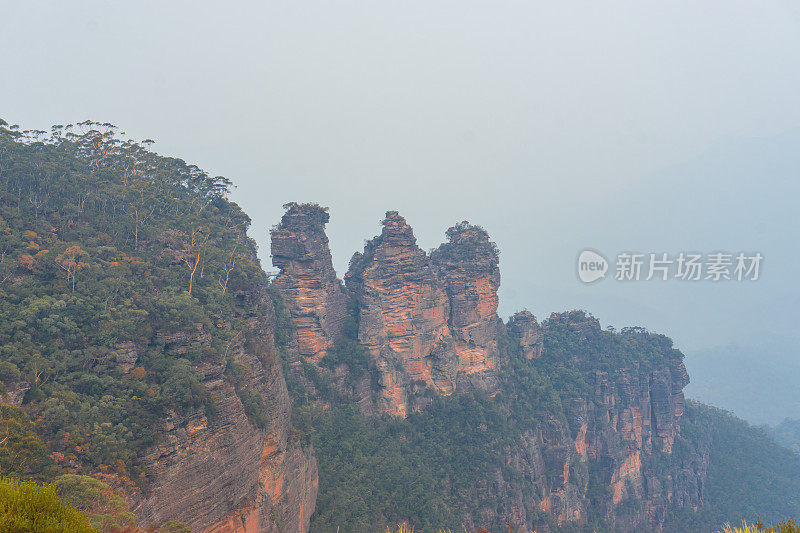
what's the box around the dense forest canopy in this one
[0,119,268,492]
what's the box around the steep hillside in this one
[765,418,800,454]
[271,206,700,532]
[270,203,800,533]
[665,403,800,532]
[301,312,704,532]
[0,122,316,532]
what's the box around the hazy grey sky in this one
[3,1,799,422]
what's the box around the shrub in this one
[0,476,97,532]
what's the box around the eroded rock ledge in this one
[431,222,503,380]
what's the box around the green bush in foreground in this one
[0,476,97,532]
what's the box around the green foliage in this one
[267,283,295,349]
[160,521,192,533]
[0,122,271,486]
[55,474,137,531]
[236,386,270,429]
[664,402,800,532]
[765,418,800,454]
[0,476,97,532]
[319,339,369,381]
[720,519,799,533]
[0,404,57,480]
[311,398,499,532]
[541,312,683,383]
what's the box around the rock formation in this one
[444,311,699,532]
[508,310,544,360]
[134,235,318,533]
[264,206,701,531]
[526,311,696,530]
[345,211,458,417]
[431,222,502,381]
[271,203,348,365]
[0,379,30,407]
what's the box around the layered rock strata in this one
[271,203,348,365]
[522,312,695,531]
[271,209,507,417]
[264,204,702,531]
[134,234,318,533]
[345,211,458,417]
[430,222,502,379]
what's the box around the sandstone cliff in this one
[345,211,458,417]
[271,203,348,365]
[430,222,502,384]
[513,311,698,532]
[266,206,703,532]
[408,311,700,532]
[508,310,544,360]
[133,236,318,533]
[270,209,507,418]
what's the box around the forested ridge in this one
[0,120,275,529]
[0,120,798,532]
[765,418,800,454]
[663,403,800,532]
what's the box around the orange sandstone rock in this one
[346,211,458,417]
[508,310,544,360]
[431,222,502,378]
[271,203,348,365]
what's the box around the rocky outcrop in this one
[581,360,694,530]
[114,341,140,372]
[454,311,699,532]
[264,205,700,531]
[345,211,458,417]
[271,203,348,365]
[134,239,317,533]
[431,222,502,382]
[0,379,30,406]
[269,209,509,417]
[507,310,544,360]
[511,311,698,532]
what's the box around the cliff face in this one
[270,210,506,418]
[424,311,700,532]
[430,222,502,384]
[0,130,319,533]
[271,203,348,365]
[508,310,544,360]
[266,206,703,531]
[345,212,458,417]
[515,311,699,532]
[134,244,318,533]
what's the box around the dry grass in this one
[719,519,799,533]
